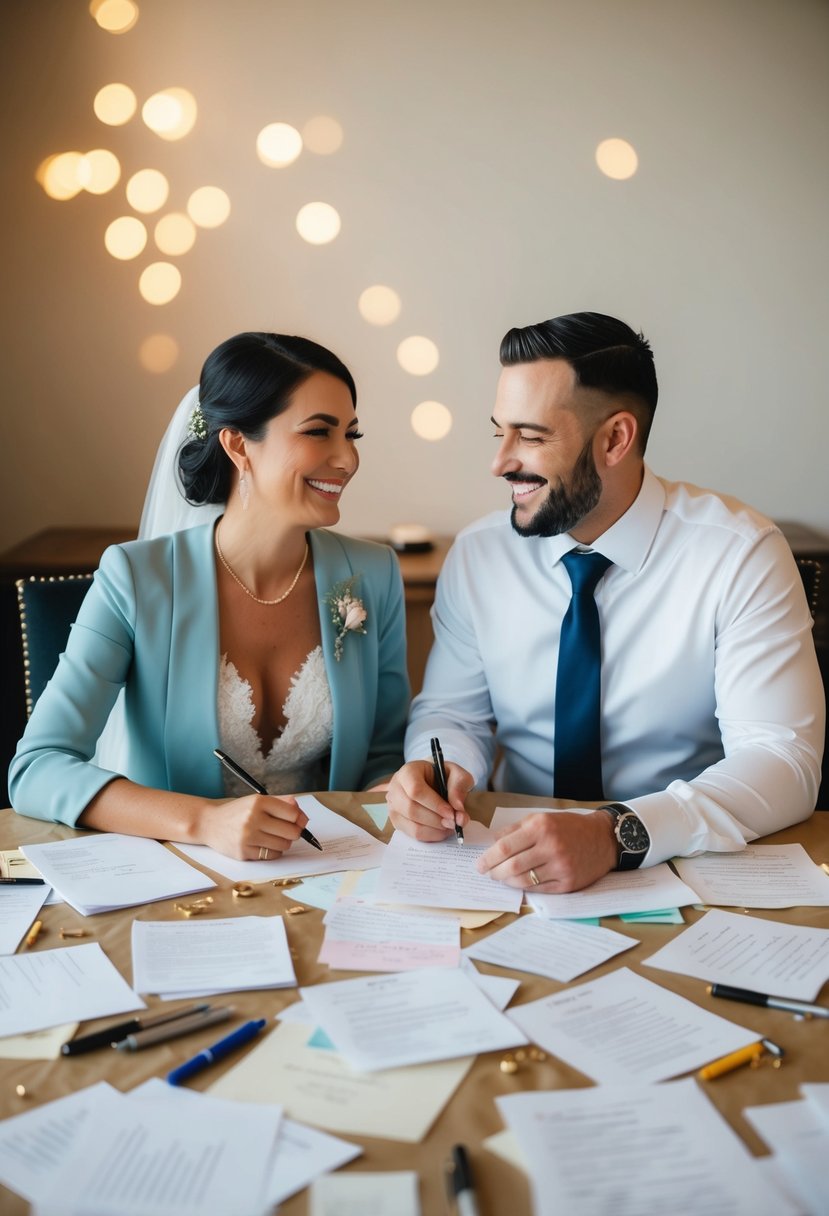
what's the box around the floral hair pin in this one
[187,402,208,440]
[325,576,367,661]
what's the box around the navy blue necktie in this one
[553,550,613,801]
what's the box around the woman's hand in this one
[386,759,474,842]
[200,794,309,860]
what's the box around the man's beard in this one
[509,439,602,538]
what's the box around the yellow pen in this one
[25,920,43,949]
[698,1038,783,1081]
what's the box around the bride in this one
[10,332,409,860]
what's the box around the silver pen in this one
[709,983,829,1019]
[116,1005,235,1051]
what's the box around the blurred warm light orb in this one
[93,83,137,126]
[154,213,197,255]
[256,122,303,167]
[397,336,439,375]
[142,88,197,140]
[358,285,401,326]
[595,138,638,180]
[104,215,147,260]
[302,116,344,155]
[295,202,341,245]
[37,152,85,200]
[186,186,231,228]
[126,168,169,213]
[139,262,181,305]
[139,333,179,373]
[77,149,120,194]
[90,0,139,33]
[411,401,453,441]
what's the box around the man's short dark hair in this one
[500,312,658,452]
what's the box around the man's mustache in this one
[503,472,547,486]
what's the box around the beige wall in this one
[2,0,828,551]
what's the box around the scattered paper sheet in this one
[506,967,757,1084]
[299,967,527,1071]
[209,1020,473,1142]
[744,1087,829,1216]
[497,1079,798,1216]
[643,908,829,1000]
[131,915,296,997]
[0,883,50,954]
[130,1077,360,1209]
[0,1082,117,1205]
[375,822,522,913]
[0,849,42,879]
[465,914,637,982]
[673,844,829,908]
[0,1021,78,1060]
[460,957,520,1011]
[619,907,684,924]
[362,802,390,830]
[35,1080,282,1216]
[0,943,144,1037]
[21,834,215,916]
[319,898,460,971]
[528,863,700,919]
[310,1170,420,1216]
[175,795,386,882]
[481,1128,529,1172]
[744,1094,829,1152]
[288,872,358,911]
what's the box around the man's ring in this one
[259,846,271,861]
[529,868,540,886]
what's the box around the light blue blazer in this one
[9,524,410,827]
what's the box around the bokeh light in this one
[595,137,639,180]
[142,88,197,140]
[93,83,137,126]
[411,401,453,441]
[302,116,344,155]
[358,285,402,326]
[295,202,341,245]
[90,0,139,33]
[126,168,169,213]
[37,152,85,200]
[256,122,303,167]
[77,149,120,194]
[397,336,439,375]
[139,262,181,305]
[104,215,147,260]
[139,333,179,373]
[186,186,231,228]
[154,212,197,255]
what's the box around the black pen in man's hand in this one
[431,736,463,845]
[213,748,323,851]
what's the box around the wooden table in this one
[1,795,828,1215]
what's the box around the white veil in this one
[95,385,223,770]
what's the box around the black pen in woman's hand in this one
[213,748,323,851]
[431,736,463,845]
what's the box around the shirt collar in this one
[542,465,665,575]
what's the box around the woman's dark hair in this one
[178,332,357,505]
[500,312,658,452]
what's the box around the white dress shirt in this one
[405,467,825,864]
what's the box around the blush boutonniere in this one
[325,576,368,661]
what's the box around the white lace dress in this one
[217,647,333,795]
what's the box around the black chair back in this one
[15,574,93,717]
[794,556,828,808]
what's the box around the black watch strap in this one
[601,803,649,871]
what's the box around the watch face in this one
[618,814,650,853]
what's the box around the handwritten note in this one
[673,845,829,908]
[466,914,637,982]
[376,822,522,914]
[319,899,460,971]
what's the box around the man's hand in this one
[476,809,617,893]
[386,760,474,842]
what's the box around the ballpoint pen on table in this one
[698,1038,784,1081]
[62,1002,212,1055]
[213,748,323,851]
[116,1005,235,1052]
[0,877,46,885]
[431,736,463,846]
[708,982,829,1020]
[167,1017,267,1086]
[446,1143,481,1216]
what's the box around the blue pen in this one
[166,1018,267,1086]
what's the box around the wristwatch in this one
[601,803,650,870]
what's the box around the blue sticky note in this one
[307,1026,336,1051]
[363,802,389,830]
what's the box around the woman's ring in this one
[529,868,540,886]
[259,846,271,861]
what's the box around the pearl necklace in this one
[215,528,309,605]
